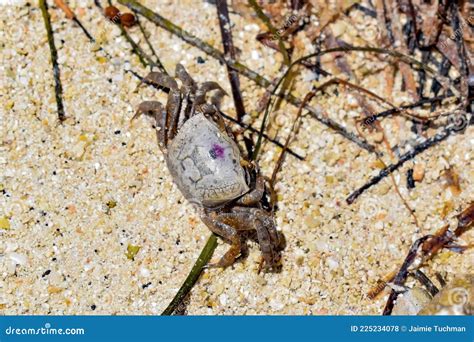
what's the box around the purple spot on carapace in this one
[209,144,225,160]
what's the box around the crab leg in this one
[140,71,182,144]
[140,71,178,90]
[254,218,276,267]
[195,82,226,107]
[234,207,280,267]
[199,106,228,134]
[167,93,183,141]
[175,64,197,122]
[175,64,197,91]
[201,214,242,268]
[236,175,265,206]
[204,208,280,268]
[210,89,227,107]
[132,101,167,150]
[256,213,280,265]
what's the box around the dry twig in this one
[39,0,65,122]
[382,203,474,315]
[346,124,456,204]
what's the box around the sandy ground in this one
[0,0,472,315]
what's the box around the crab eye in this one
[209,143,225,160]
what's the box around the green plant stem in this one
[161,234,218,315]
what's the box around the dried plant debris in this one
[381,203,474,315]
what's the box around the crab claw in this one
[195,82,227,106]
[131,101,168,150]
[132,101,164,121]
[138,72,178,90]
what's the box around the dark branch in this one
[346,125,455,204]
[39,0,65,121]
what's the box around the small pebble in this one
[269,299,285,311]
[9,253,27,266]
[120,13,136,28]
[413,163,425,182]
[372,131,384,143]
[326,256,339,270]
[140,267,150,277]
[104,6,121,23]
[0,216,10,230]
[219,294,228,306]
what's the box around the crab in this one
[133,64,281,269]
